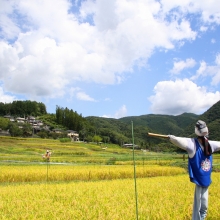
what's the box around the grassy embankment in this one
[0,136,182,164]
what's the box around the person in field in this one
[168,120,220,220]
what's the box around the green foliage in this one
[0,100,47,116]
[38,113,58,130]
[55,106,85,132]
[200,100,220,123]
[106,157,116,165]
[85,117,131,145]
[37,130,49,138]
[8,123,22,137]
[119,113,198,135]
[59,138,71,143]
[85,135,93,142]
[1,99,220,154]
[182,100,220,140]
[0,136,188,165]
[208,120,220,141]
[21,123,32,137]
[93,135,102,144]
[85,113,198,149]
[0,117,10,130]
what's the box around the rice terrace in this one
[1,136,220,220]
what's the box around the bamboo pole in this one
[148,132,169,138]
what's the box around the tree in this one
[38,102,47,115]
[55,105,85,132]
[0,102,6,116]
[102,136,110,144]
[0,117,10,130]
[37,130,49,138]
[8,123,22,137]
[22,123,32,137]
[93,135,102,144]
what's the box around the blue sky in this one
[1,0,220,118]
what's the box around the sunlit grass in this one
[1,173,220,219]
[1,136,220,219]
[0,136,187,165]
[0,164,186,183]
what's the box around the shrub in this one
[59,138,71,143]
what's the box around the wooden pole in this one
[148,132,169,138]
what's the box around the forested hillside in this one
[182,100,220,141]
[85,100,220,151]
[85,113,199,152]
[1,100,220,152]
[119,113,198,135]
[0,100,46,116]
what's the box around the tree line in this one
[0,100,47,116]
[0,100,190,149]
[1,99,219,152]
[55,106,85,131]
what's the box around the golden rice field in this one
[1,136,220,219]
[1,173,220,220]
[0,164,186,183]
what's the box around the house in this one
[67,130,79,141]
[27,116,36,123]
[52,128,64,134]
[0,128,10,136]
[35,120,43,126]
[4,115,15,122]
[16,117,26,123]
[123,143,140,149]
[26,117,43,126]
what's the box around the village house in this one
[122,143,140,149]
[16,117,26,123]
[4,115,15,122]
[67,130,79,141]
[2,115,79,139]
[52,128,63,134]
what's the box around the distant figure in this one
[43,150,52,162]
[169,120,220,220]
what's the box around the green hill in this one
[119,112,198,135]
[1,99,220,152]
[85,112,198,152]
[181,100,220,140]
[85,100,220,151]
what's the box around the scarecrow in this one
[43,150,52,162]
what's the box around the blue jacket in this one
[188,138,212,187]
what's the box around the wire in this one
[132,121,139,220]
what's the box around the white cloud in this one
[76,91,96,102]
[114,104,127,119]
[102,104,127,119]
[170,58,196,74]
[0,0,199,100]
[149,79,220,115]
[191,54,220,85]
[161,0,220,24]
[0,87,15,103]
[211,38,216,43]
[69,87,96,102]
[1,0,220,111]
[191,61,207,80]
[0,0,21,39]
[200,26,208,32]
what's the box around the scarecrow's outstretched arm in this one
[148,132,169,138]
